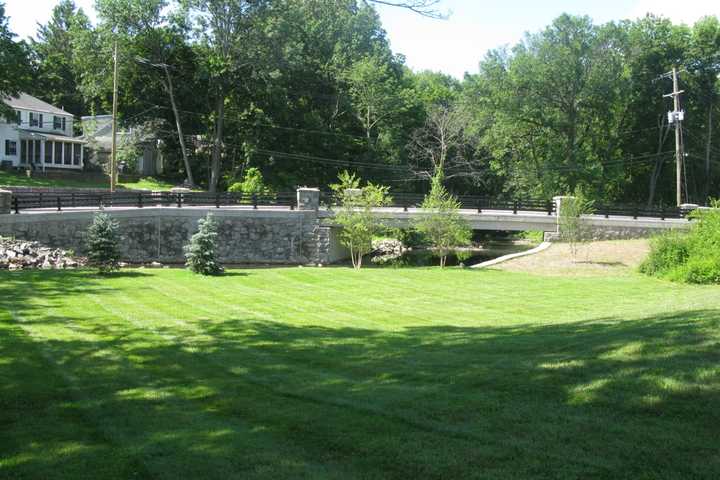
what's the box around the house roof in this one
[3,93,75,117]
[18,129,86,143]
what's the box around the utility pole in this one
[110,40,119,192]
[663,67,685,206]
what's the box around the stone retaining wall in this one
[0,208,339,265]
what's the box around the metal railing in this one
[11,191,297,213]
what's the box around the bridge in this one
[1,187,694,240]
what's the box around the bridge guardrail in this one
[10,191,298,213]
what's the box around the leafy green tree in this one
[31,0,91,117]
[414,176,472,267]
[558,190,595,261]
[0,3,32,119]
[330,171,391,269]
[85,212,121,274]
[184,213,224,275]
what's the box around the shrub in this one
[85,212,121,274]
[641,201,720,284]
[639,231,690,276]
[184,214,224,275]
[228,167,272,196]
[668,255,720,284]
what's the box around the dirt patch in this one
[494,239,650,276]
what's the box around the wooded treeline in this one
[1,1,719,205]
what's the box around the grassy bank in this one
[0,170,178,190]
[1,267,718,479]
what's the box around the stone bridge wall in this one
[0,207,345,265]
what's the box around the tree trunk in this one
[164,67,195,188]
[210,92,225,193]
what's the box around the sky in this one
[5,0,720,78]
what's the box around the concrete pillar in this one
[297,188,320,211]
[0,189,12,215]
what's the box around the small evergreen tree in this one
[85,212,121,274]
[184,214,224,275]
[414,176,472,268]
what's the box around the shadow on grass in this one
[0,273,718,478]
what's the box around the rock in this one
[0,237,85,270]
[149,261,163,268]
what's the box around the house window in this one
[16,111,21,125]
[29,113,38,127]
[39,114,44,128]
[64,143,72,165]
[45,141,53,164]
[62,117,66,131]
[54,141,62,164]
[5,140,17,156]
[53,116,62,130]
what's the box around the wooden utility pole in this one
[110,40,119,192]
[662,67,685,206]
[672,68,682,207]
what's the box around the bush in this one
[668,256,720,284]
[184,214,224,275]
[641,201,720,284]
[639,231,690,276]
[85,212,121,274]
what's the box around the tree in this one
[31,0,91,117]
[182,0,267,193]
[408,104,476,183]
[558,190,594,261]
[329,171,391,269]
[365,0,445,19]
[0,3,32,119]
[345,55,404,145]
[414,176,471,267]
[184,213,224,275]
[85,212,121,274]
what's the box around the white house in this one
[1,93,87,171]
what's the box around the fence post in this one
[56,196,62,212]
[252,193,258,209]
[138,193,143,208]
[13,196,20,214]
[660,205,665,221]
[176,193,182,208]
[604,205,609,219]
[71,192,76,208]
[477,198,482,214]
[513,200,518,215]
[546,201,553,216]
[633,205,638,220]
[215,193,220,209]
[39,192,44,208]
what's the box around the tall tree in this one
[0,2,32,118]
[182,0,267,192]
[31,0,91,116]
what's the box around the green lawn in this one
[0,170,178,190]
[0,267,718,479]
